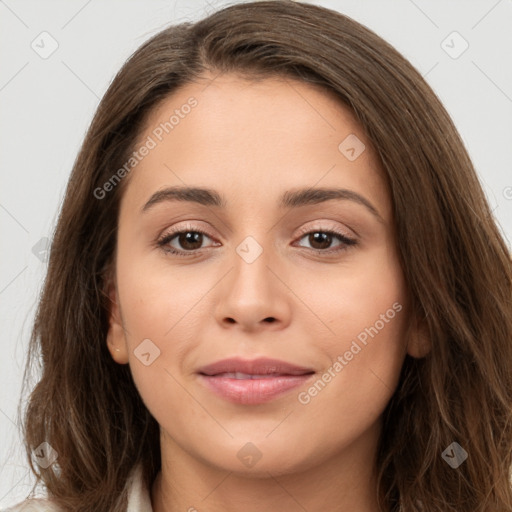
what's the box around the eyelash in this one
[156,225,357,258]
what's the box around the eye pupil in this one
[179,232,203,250]
[310,232,332,250]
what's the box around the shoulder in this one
[2,463,151,512]
[1,498,63,511]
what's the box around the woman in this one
[5,1,512,511]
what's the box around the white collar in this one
[126,463,153,512]
[3,464,154,512]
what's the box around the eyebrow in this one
[141,185,384,222]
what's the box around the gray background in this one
[1,0,511,506]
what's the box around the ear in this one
[105,270,129,365]
[406,312,432,359]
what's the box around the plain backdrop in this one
[1,0,511,506]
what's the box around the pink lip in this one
[197,357,315,405]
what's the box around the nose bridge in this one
[230,233,276,301]
[214,230,291,329]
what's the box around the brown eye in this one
[174,231,205,251]
[157,228,218,256]
[296,229,357,253]
[307,232,335,250]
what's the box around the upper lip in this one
[197,357,315,376]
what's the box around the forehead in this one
[121,73,390,220]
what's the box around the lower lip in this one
[198,374,314,404]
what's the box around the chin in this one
[196,439,318,478]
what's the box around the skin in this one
[106,73,430,512]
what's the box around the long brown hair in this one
[18,1,512,510]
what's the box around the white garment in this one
[2,464,153,512]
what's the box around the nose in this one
[213,241,292,333]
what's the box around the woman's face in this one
[107,73,421,477]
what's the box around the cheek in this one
[296,244,407,410]
[115,266,201,425]
[296,308,406,450]
[114,244,223,410]
[116,243,211,341]
[305,242,406,347]
[113,247,186,381]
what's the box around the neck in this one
[151,420,384,512]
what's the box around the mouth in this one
[197,357,315,405]
[208,372,306,379]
